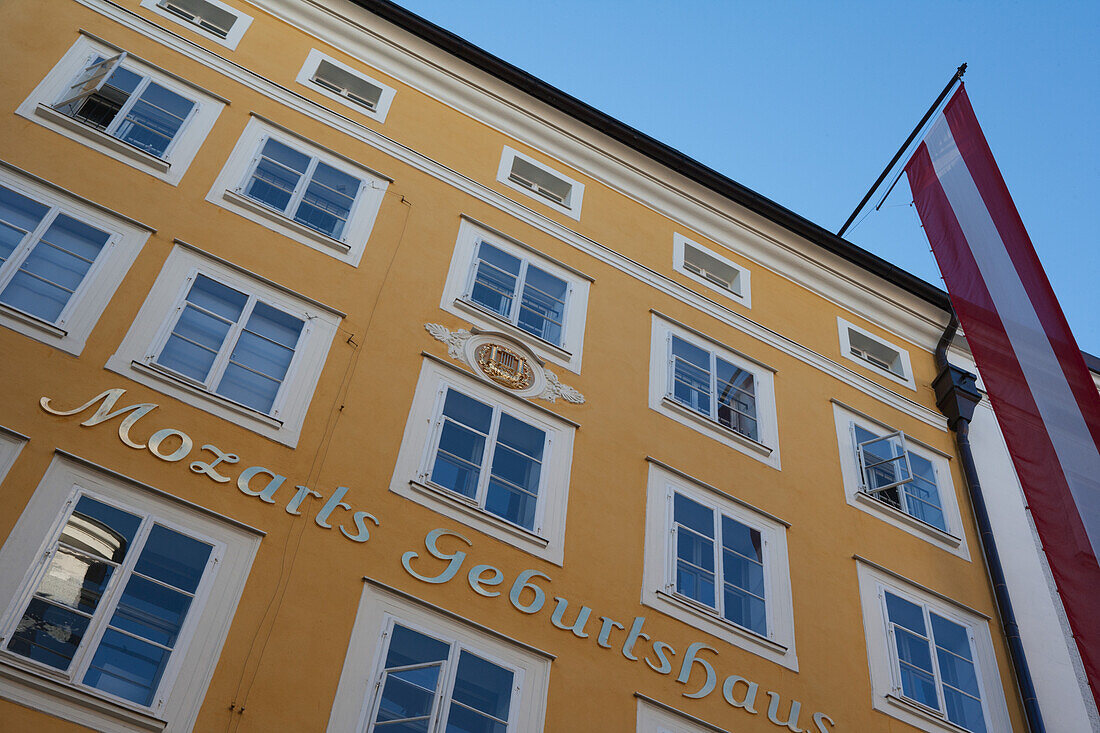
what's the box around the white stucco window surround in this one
[673,234,751,308]
[641,460,797,671]
[440,216,591,373]
[106,242,342,448]
[389,358,575,566]
[832,401,969,559]
[856,559,1013,733]
[0,428,28,486]
[636,694,726,733]
[0,163,151,355]
[139,0,253,49]
[648,312,780,469]
[837,316,915,390]
[496,146,584,220]
[205,115,390,267]
[16,33,226,186]
[295,49,396,123]
[326,581,550,733]
[0,453,260,733]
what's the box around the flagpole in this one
[836,63,966,237]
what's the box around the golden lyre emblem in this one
[475,343,533,390]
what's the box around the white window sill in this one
[654,588,787,655]
[0,301,68,339]
[853,491,962,547]
[846,353,916,391]
[885,693,978,733]
[222,189,352,254]
[660,396,772,457]
[408,479,549,548]
[452,297,573,363]
[34,104,172,173]
[0,656,166,733]
[131,360,284,429]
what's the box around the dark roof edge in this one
[352,0,953,313]
[1083,351,1100,376]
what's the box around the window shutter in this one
[56,52,127,109]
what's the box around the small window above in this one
[838,317,915,390]
[295,49,396,123]
[673,234,750,307]
[496,146,584,220]
[140,0,253,49]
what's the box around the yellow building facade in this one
[0,1,1030,731]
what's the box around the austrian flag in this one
[905,85,1100,707]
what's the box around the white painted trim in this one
[833,402,969,559]
[635,694,727,733]
[496,146,584,220]
[105,244,340,447]
[673,233,750,308]
[0,431,27,488]
[0,454,259,733]
[855,559,1012,733]
[388,358,574,566]
[641,462,797,671]
[71,0,948,429]
[295,48,396,123]
[0,166,150,356]
[838,316,915,391]
[15,34,224,186]
[649,314,781,469]
[326,582,549,733]
[139,0,253,50]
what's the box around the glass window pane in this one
[470,243,520,316]
[489,443,542,493]
[227,329,295,382]
[83,628,170,706]
[432,422,486,499]
[894,627,935,674]
[245,139,310,212]
[116,82,194,157]
[943,687,987,733]
[110,575,192,647]
[294,162,359,239]
[216,362,281,413]
[244,301,304,349]
[885,592,926,635]
[722,550,765,598]
[133,524,212,593]
[0,185,50,236]
[676,559,715,608]
[158,306,231,380]
[721,516,762,562]
[36,546,114,614]
[104,66,143,96]
[673,493,714,537]
[495,414,544,461]
[452,651,513,721]
[66,496,141,562]
[671,336,710,371]
[375,672,438,726]
[0,272,72,322]
[385,625,450,668]
[6,597,90,670]
[187,274,248,321]
[443,706,508,733]
[723,585,767,636]
[484,477,537,530]
[517,266,567,344]
[442,390,493,433]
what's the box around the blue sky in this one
[394,0,1099,356]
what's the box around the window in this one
[0,455,260,732]
[832,401,968,556]
[641,460,796,670]
[17,35,224,185]
[636,695,720,733]
[440,217,591,373]
[856,561,1012,733]
[205,117,389,266]
[106,243,341,447]
[389,359,574,565]
[0,428,26,487]
[295,49,396,123]
[496,146,584,220]
[838,317,915,390]
[649,314,779,468]
[673,234,750,307]
[856,425,946,532]
[139,0,253,49]
[0,165,150,354]
[326,582,550,732]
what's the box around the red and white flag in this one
[905,84,1100,707]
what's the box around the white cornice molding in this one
[75,0,948,429]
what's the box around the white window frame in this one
[832,401,969,558]
[205,116,390,267]
[838,317,915,390]
[856,560,1013,733]
[388,358,574,566]
[0,454,260,733]
[139,0,253,50]
[648,313,780,469]
[16,34,225,186]
[106,243,341,448]
[641,461,796,670]
[0,428,27,487]
[440,217,591,373]
[326,582,549,733]
[673,234,751,308]
[496,146,584,220]
[295,49,396,123]
[0,164,150,355]
[636,695,722,733]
